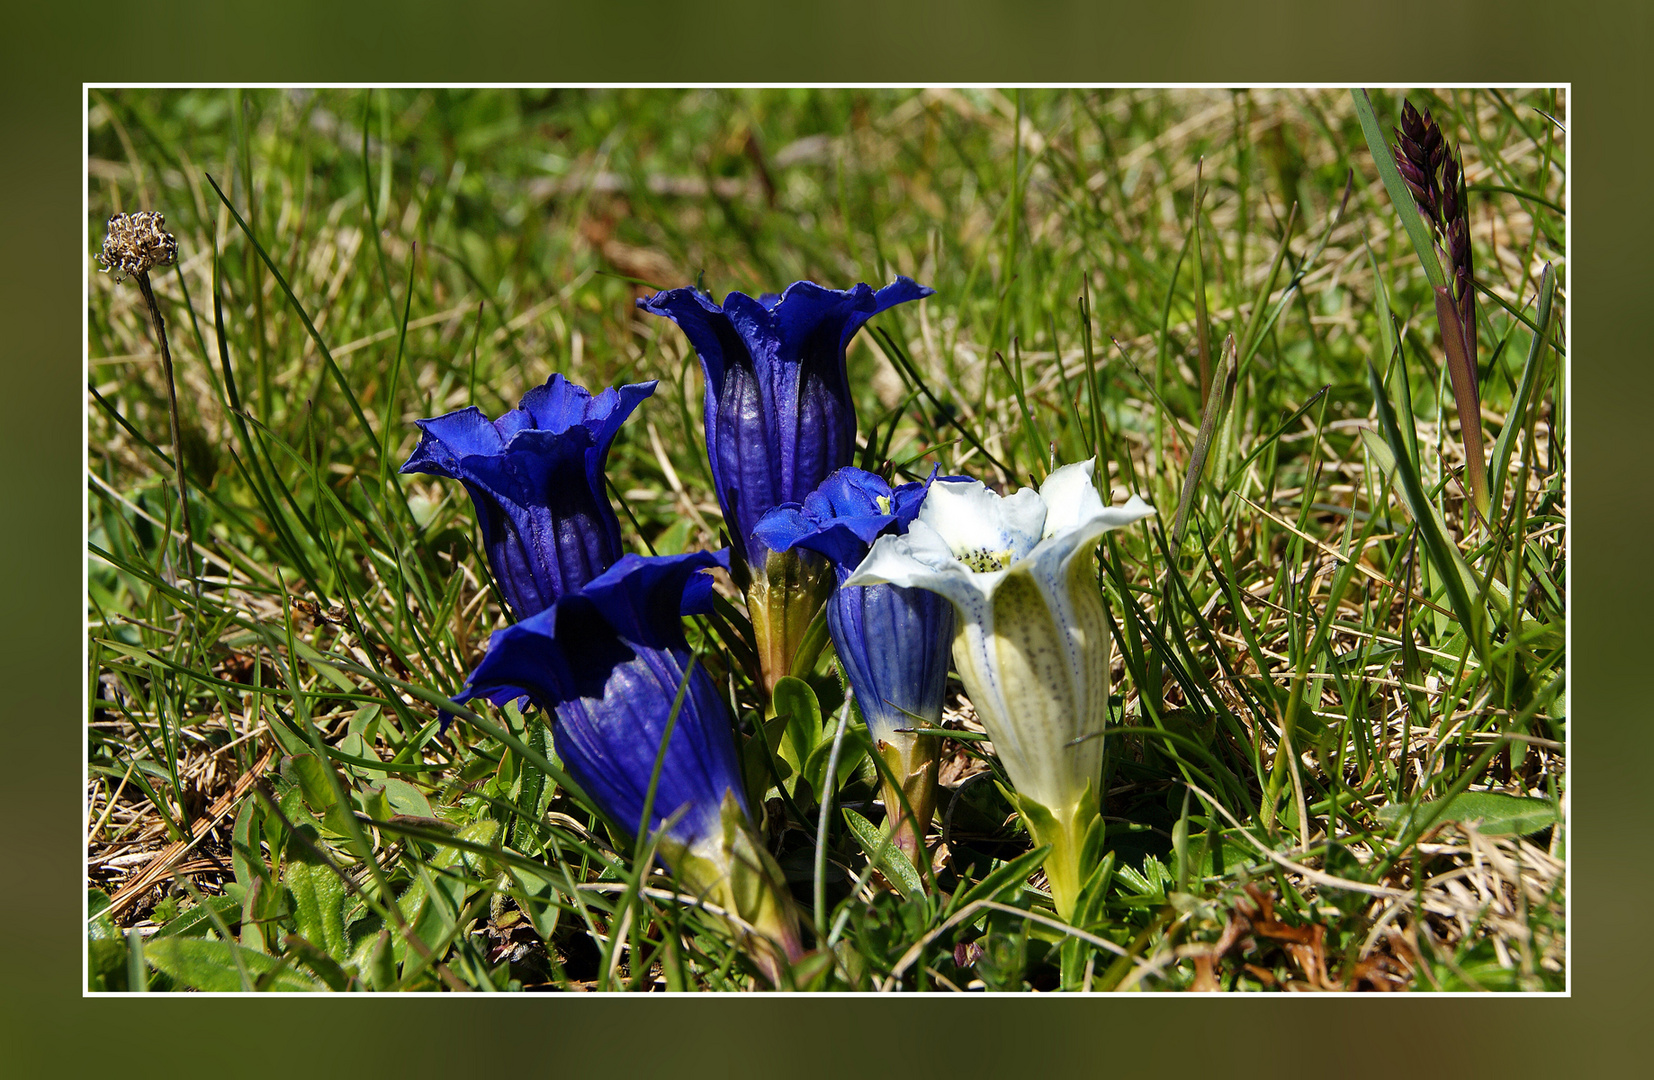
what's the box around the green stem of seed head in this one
[101,212,197,601]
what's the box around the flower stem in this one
[135,270,199,601]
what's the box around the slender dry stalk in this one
[99,212,197,595]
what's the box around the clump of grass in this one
[86,87,1565,992]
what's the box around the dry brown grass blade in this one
[106,746,275,920]
[1233,491,1456,618]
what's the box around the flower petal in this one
[456,549,744,848]
[638,280,930,566]
[750,466,947,582]
[401,375,655,618]
[917,478,1046,569]
[1038,458,1106,538]
[847,523,993,622]
[401,408,505,476]
[827,581,954,744]
[571,549,728,651]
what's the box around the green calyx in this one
[746,548,835,709]
[666,791,804,988]
[1003,781,1105,923]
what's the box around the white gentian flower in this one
[846,459,1153,918]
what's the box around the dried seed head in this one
[98,211,178,283]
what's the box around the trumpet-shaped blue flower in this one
[636,278,932,569]
[452,549,803,979]
[454,549,739,849]
[755,467,955,871]
[752,471,944,718]
[848,460,1153,918]
[639,278,932,704]
[401,374,655,620]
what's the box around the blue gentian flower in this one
[454,549,740,850]
[452,548,803,980]
[401,374,655,620]
[636,278,932,568]
[638,278,932,703]
[753,467,955,871]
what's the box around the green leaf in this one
[505,869,563,942]
[743,715,792,809]
[145,937,322,992]
[453,819,506,879]
[770,676,823,777]
[1379,791,1558,837]
[788,949,838,991]
[1172,334,1235,545]
[231,795,269,892]
[945,845,1052,918]
[88,888,114,928]
[1365,362,1490,663]
[87,889,127,991]
[1489,264,1557,514]
[284,753,336,812]
[285,753,367,839]
[154,895,243,940]
[363,929,397,992]
[88,936,128,992]
[283,932,353,991]
[803,721,871,797]
[841,806,924,899]
[283,837,350,959]
[381,777,433,819]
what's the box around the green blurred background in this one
[8,0,1643,1071]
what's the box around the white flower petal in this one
[843,532,927,590]
[900,518,962,571]
[917,478,1045,570]
[1109,493,1157,526]
[846,528,995,622]
[858,462,1154,821]
[997,488,1047,559]
[973,557,1112,812]
[1026,491,1157,584]
[1038,458,1105,538]
[915,479,1007,552]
